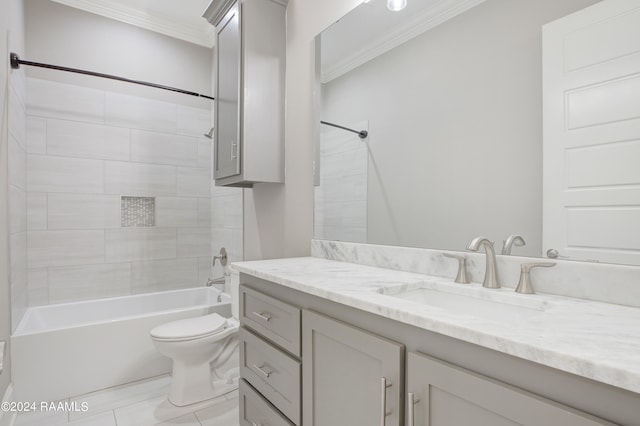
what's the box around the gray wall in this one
[24,0,212,109]
[1,0,26,400]
[321,0,598,255]
[243,0,362,260]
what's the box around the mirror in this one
[314,0,640,266]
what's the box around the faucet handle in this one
[212,247,228,267]
[443,253,470,284]
[515,262,556,294]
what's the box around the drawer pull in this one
[253,364,273,378]
[380,377,392,426]
[407,392,420,426]
[252,311,272,322]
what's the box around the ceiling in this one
[51,0,216,47]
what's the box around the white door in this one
[543,0,640,265]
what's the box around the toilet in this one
[150,312,239,406]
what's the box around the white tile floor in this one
[13,375,239,426]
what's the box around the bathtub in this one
[12,287,231,402]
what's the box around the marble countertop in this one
[232,257,640,395]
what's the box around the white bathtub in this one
[12,287,231,402]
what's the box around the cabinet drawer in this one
[240,327,301,424]
[240,379,295,426]
[240,285,301,356]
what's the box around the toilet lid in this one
[150,313,228,340]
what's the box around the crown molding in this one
[321,0,486,83]
[52,0,215,48]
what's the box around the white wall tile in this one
[48,194,121,229]
[105,228,177,263]
[27,192,47,230]
[48,263,131,304]
[131,258,199,293]
[155,197,198,227]
[27,155,104,194]
[198,257,212,286]
[47,119,130,161]
[198,198,211,227]
[130,130,197,167]
[177,105,211,138]
[26,116,46,154]
[211,194,243,230]
[197,140,212,168]
[27,269,48,306]
[10,231,28,331]
[9,86,27,146]
[28,230,105,268]
[9,134,26,190]
[27,78,105,123]
[104,161,176,196]
[10,186,27,234]
[10,68,27,109]
[177,167,210,197]
[105,92,177,133]
[177,227,211,258]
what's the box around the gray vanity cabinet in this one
[302,310,404,426]
[406,352,614,426]
[204,0,286,187]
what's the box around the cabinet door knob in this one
[380,377,392,426]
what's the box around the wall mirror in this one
[314,0,640,266]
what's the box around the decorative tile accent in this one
[121,197,155,227]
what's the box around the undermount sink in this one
[377,281,552,323]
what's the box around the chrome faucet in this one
[466,237,500,289]
[206,276,226,286]
[207,247,229,287]
[502,234,526,255]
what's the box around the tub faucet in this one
[206,276,226,286]
[502,234,526,255]
[466,237,500,289]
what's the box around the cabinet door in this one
[214,2,241,180]
[303,310,403,426]
[406,352,614,426]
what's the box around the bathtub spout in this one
[206,276,226,286]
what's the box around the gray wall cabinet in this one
[204,0,286,187]
[238,274,640,426]
[302,310,404,426]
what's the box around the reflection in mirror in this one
[314,0,640,266]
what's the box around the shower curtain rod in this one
[9,52,214,101]
[320,120,368,139]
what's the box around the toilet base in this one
[168,375,239,407]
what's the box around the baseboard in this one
[0,384,16,426]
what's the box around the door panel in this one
[302,310,403,426]
[214,3,241,179]
[543,0,640,264]
[407,352,613,426]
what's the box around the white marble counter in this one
[232,256,640,395]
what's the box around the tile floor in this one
[13,375,239,426]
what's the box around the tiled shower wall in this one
[8,62,28,330]
[25,77,242,305]
[314,122,368,243]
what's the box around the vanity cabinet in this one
[407,352,613,426]
[302,310,404,426]
[238,285,302,425]
[204,0,286,187]
[238,274,638,426]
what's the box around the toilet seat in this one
[151,313,229,342]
